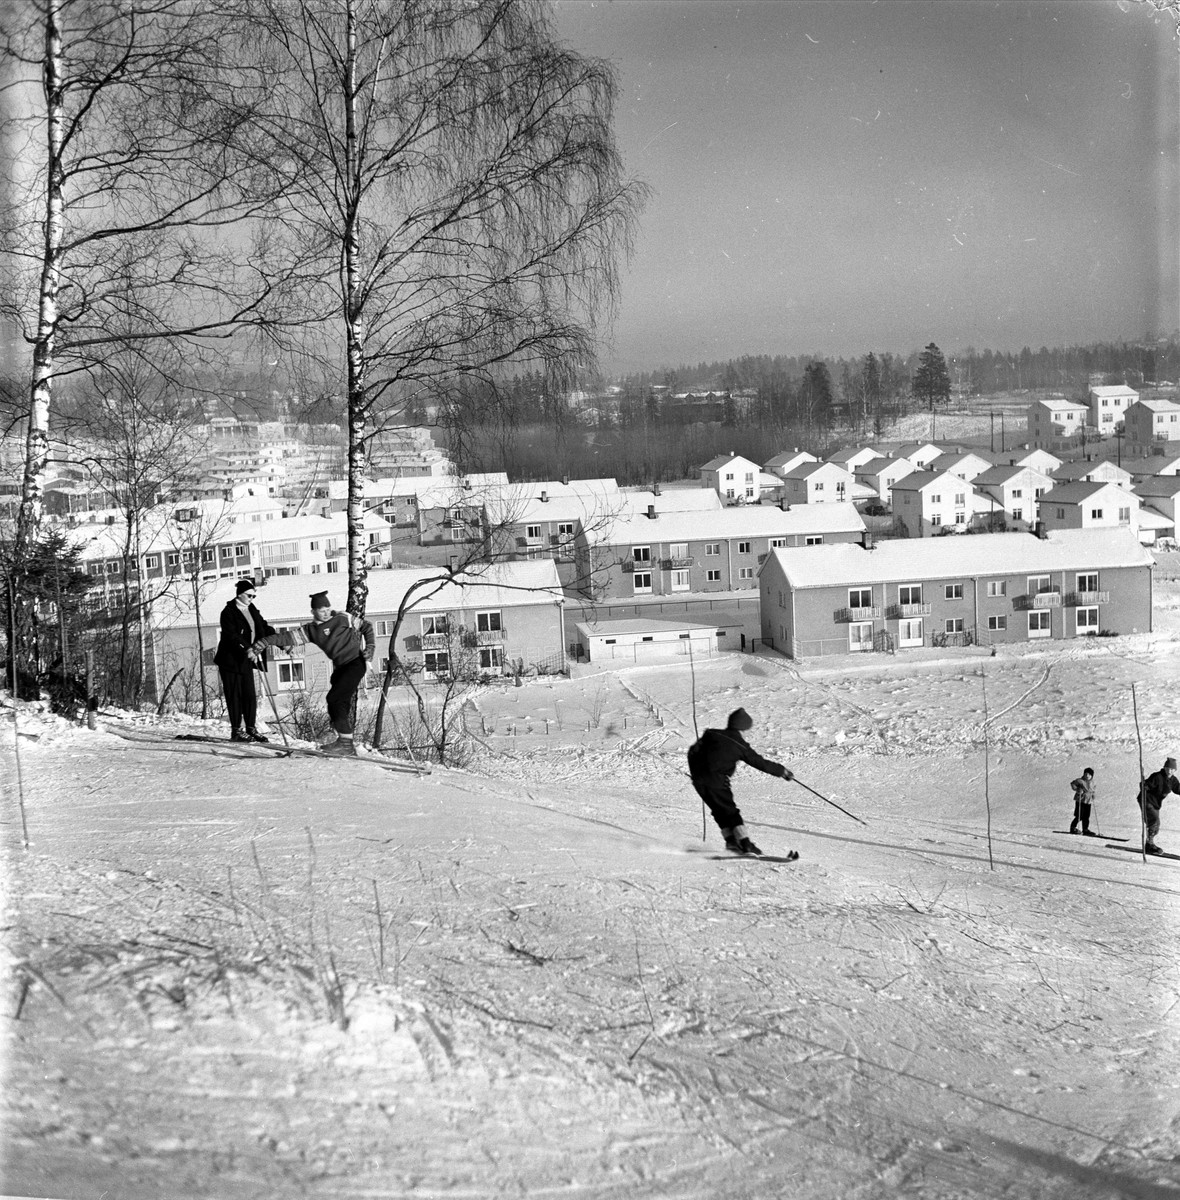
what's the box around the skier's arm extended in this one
[740,742,794,781]
[249,623,312,657]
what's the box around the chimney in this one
[448,554,458,570]
[863,531,876,550]
[540,490,548,503]
[653,481,661,496]
[780,498,789,511]
[1034,521,1046,540]
[647,504,657,519]
[562,474,569,486]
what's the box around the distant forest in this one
[442,336,1180,485]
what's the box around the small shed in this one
[573,618,718,665]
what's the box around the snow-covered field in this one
[5,558,1180,1199]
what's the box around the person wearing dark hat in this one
[213,579,276,743]
[1069,767,1097,836]
[249,591,375,757]
[1138,756,1180,855]
[686,708,794,855]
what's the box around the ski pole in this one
[787,775,868,826]
[258,661,292,752]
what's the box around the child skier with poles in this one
[1069,767,1097,836]
[687,708,795,857]
[249,591,375,757]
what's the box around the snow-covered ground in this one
[5,559,1180,1198]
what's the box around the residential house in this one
[1037,481,1140,536]
[149,560,567,704]
[699,453,762,503]
[1051,458,1133,489]
[889,470,976,537]
[1123,398,1180,456]
[855,456,916,507]
[584,502,866,602]
[926,450,993,483]
[1130,475,1180,540]
[764,449,819,480]
[970,464,1055,532]
[759,528,1153,659]
[778,460,855,505]
[1026,397,1089,450]
[1013,449,1063,475]
[1128,453,1180,482]
[827,446,885,473]
[1088,385,1139,435]
[893,442,945,471]
[571,618,720,669]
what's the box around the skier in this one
[687,707,794,856]
[1069,767,1097,836]
[213,579,276,743]
[249,591,375,757]
[1138,756,1180,855]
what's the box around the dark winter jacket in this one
[687,727,786,782]
[252,610,375,668]
[1071,776,1096,806]
[214,600,276,674]
[1139,768,1180,814]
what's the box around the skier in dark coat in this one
[249,591,374,757]
[687,708,793,855]
[1069,767,1096,836]
[1138,756,1180,855]
[213,579,276,742]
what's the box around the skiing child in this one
[1069,767,1096,836]
[249,591,375,757]
[686,707,795,856]
[1138,756,1180,856]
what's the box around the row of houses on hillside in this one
[1027,388,1180,453]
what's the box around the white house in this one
[970,464,1055,532]
[1123,398,1180,456]
[1013,449,1063,475]
[889,470,976,537]
[764,449,819,479]
[1052,458,1133,489]
[1038,480,1140,535]
[1088,385,1139,435]
[926,451,994,483]
[572,618,719,669]
[893,442,945,470]
[1027,398,1088,450]
[855,456,916,506]
[827,446,885,473]
[778,460,855,504]
[699,453,762,503]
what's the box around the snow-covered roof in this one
[766,528,1153,590]
[1138,506,1174,530]
[890,469,973,494]
[485,481,624,526]
[779,460,852,482]
[1133,475,1180,498]
[162,559,564,629]
[1035,397,1088,412]
[1040,480,1134,503]
[587,501,866,547]
[575,618,718,637]
[619,489,723,514]
[1130,398,1180,413]
[1089,385,1138,397]
[1052,459,1131,483]
[700,453,755,471]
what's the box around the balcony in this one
[1065,590,1109,607]
[421,632,449,649]
[836,605,882,623]
[886,603,931,619]
[325,545,347,558]
[1014,591,1061,610]
[622,559,652,573]
[661,556,694,570]
[463,628,507,647]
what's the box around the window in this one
[326,560,339,573]
[705,543,721,556]
[899,584,922,605]
[849,587,872,609]
[526,524,542,541]
[450,526,465,542]
[738,541,751,554]
[986,581,1006,597]
[375,620,395,636]
[954,493,965,507]
[144,554,159,570]
[311,563,321,574]
[1056,507,1065,519]
[770,537,785,548]
[1118,507,1131,523]
[423,651,449,677]
[669,541,688,558]
[805,535,823,545]
[632,545,651,562]
[931,493,941,504]
[422,614,449,635]
[725,472,734,481]
[849,622,873,652]
[1076,573,1098,593]
[1027,575,1051,594]
[898,618,923,648]
[815,481,824,491]
[479,647,504,672]
[988,615,1007,631]
[1076,607,1099,633]
[476,611,502,632]
[309,540,319,551]
[167,552,180,567]
[944,618,965,634]
[369,532,381,546]
[945,583,963,600]
[671,569,690,591]
[1012,489,1022,499]
[954,512,965,525]
[1028,610,1052,638]
[1090,508,1103,520]
[903,493,911,505]
[707,569,721,582]
[738,567,754,580]
[277,661,305,690]
[930,514,942,526]
[633,571,652,593]
[220,545,235,560]
[202,548,216,565]
[234,544,248,557]
[558,522,575,538]
[726,488,735,499]
[1011,509,1023,522]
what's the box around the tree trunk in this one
[16,0,65,562]
[192,570,208,719]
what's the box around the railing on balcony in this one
[421,632,449,649]
[660,556,694,570]
[1065,590,1109,606]
[463,627,507,647]
[836,605,882,623]
[886,603,931,619]
[325,545,347,558]
[622,559,652,573]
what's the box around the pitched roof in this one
[765,528,1152,589]
[1039,480,1134,503]
[587,501,865,547]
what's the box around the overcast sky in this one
[553,0,1180,376]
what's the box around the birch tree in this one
[250,0,645,617]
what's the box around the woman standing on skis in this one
[213,578,276,743]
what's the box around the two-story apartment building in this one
[1088,385,1139,435]
[699,453,762,503]
[778,460,855,504]
[889,470,976,537]
[585,503,865,601]
[1027,397,1088,450]
[1037,481,1140,536]
[971,464,1055,532]
[759,528,1153,659]
[1123,398,1180,456]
